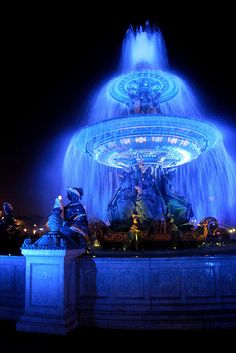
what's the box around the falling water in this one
[63,23,236,225]
[176,139,236,225]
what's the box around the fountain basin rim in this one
[76,114,222,142]
[74,114,222,168]
[108,69,179,103]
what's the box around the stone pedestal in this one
[16,248,84,335]
[77,254,236,329]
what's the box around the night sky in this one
[1,4,236,218]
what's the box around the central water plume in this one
[63,23,236,226]
[120,23,168,72]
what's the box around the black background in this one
[1,3,236,217]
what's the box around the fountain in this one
[5,23,236,334]
[63,23,236,247]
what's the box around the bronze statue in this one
[22,188,92,251]
[59,187,91,248]
[108,169,136,229]
[0,202,19,254]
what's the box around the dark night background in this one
[1,3,236,219]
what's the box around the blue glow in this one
[62,25,236,226]
[176,140,236,226]
[120,23,168,71]
[75,115,221,168]
[86,72,202,126]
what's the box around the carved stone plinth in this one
[16,248,84,335]
[77,255,236,329]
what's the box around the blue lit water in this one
[63,24,236,226]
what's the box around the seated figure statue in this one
[59,187,91,249]
[161,170,194,225]
[107,169,136,229]
[127,86,161,115]
[128,90,141,114]
[0,202,15,230]
[135,185,166,229]
[0,202,19,254]
[22,188,91,251]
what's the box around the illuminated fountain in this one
[63,23,236,236]
[4,24,236,335]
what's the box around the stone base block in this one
[16,312,78,335]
